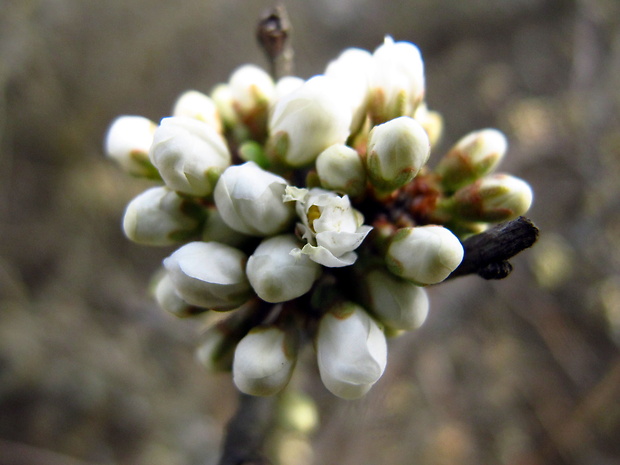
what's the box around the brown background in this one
[1,0,619,464]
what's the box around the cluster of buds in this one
[105,37,533,400]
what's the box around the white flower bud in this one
[172,90,223,133]
[228,64,275,117]
[324,48,372,133]
[122,186,203,246]
[152,271,203,318]
[211,83,237,128]
[317,303,387,400]
[366,116,430,192]
[233,326,298,396]
[451,174,533,222]
[368,36,425,123]
[202,207,251,248]
[214,162,295,236]
[149,117,231,196]
[414,103,443,148]
[246,234,321,303]
[436,128,508,192]
[386,225,464,285]
[316,144,367,198]
[104,115,159,178]
[267,76,352,167]
[364,269,429,331]
[284,187,372,268]
[163,241,251,310]
[274,76,305,101]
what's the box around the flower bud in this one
[274,76,305,101]
[414,103,443,148]
[104,115,159,178]
[366,116,430,192]
[214,161,295,236]
[202,207,251,248]
[211,83,237,128]
[267,76,352,167]
[450,174,533,222]
[368,36,425,124]
[233,326,298,396]
[246,234,321,303]
[172,90,223,133]
[152,271,204,318]
[364,268,429,331]
[149,117,231,197]
[284,187,372,268]
[324,48,372,133]
[386,225,464,285]
[315,144,366,198]
[122,186,203,246]
[435,128,508,192]
[163,241,251,310]
[317,303,387,399]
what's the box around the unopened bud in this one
[149,117,231,197]
[233,326,298,396]
[450,174,533,222]
[386,225,464,285]
[315,144,366,198]
[104,115,159,178]
[436,128,508,192]
[214,162,294,236]
[363,268,429,331]
[152,271,205,318]
[123,186,203,246]
[317,302,387,400]
[173,90,223,133]
[366,116,430,192]
[163,241,251,310]
[267,76,352,167]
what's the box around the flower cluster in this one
[105,37,533,400]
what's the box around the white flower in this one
[315,144,367,198]
[284,186,372,267]
[436,128,508,191]
[317,303,387,400]
[104,115,159,178]
[246,234,321,303]
[366,116,430,192]
[172,90,223,133]
[149,116,231,196]
[233,326,298,396]
[364,269,429,331]
[122,186,202,246]
[368,36,425,123]
[386,225,464,285]
[274,76,305,101]
[163,241,251,310]
[214,161,295,236]
[324,48,372,133]
[451,174,533,222]
[267,76,352,167]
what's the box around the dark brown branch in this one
[217,393,278,465]
[256,5,294,79]
[447,216,539,280]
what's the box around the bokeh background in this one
[1,0,619,464]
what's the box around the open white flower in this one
[214,161,294,236]
[233,326,298,396]
[149,116,231,196]
[284,186,372,267]
[317,303,387,400]
[267,76,352,167]
[386,225,464,285]
[163,241,251,310]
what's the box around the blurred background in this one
[1,0,619,464]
